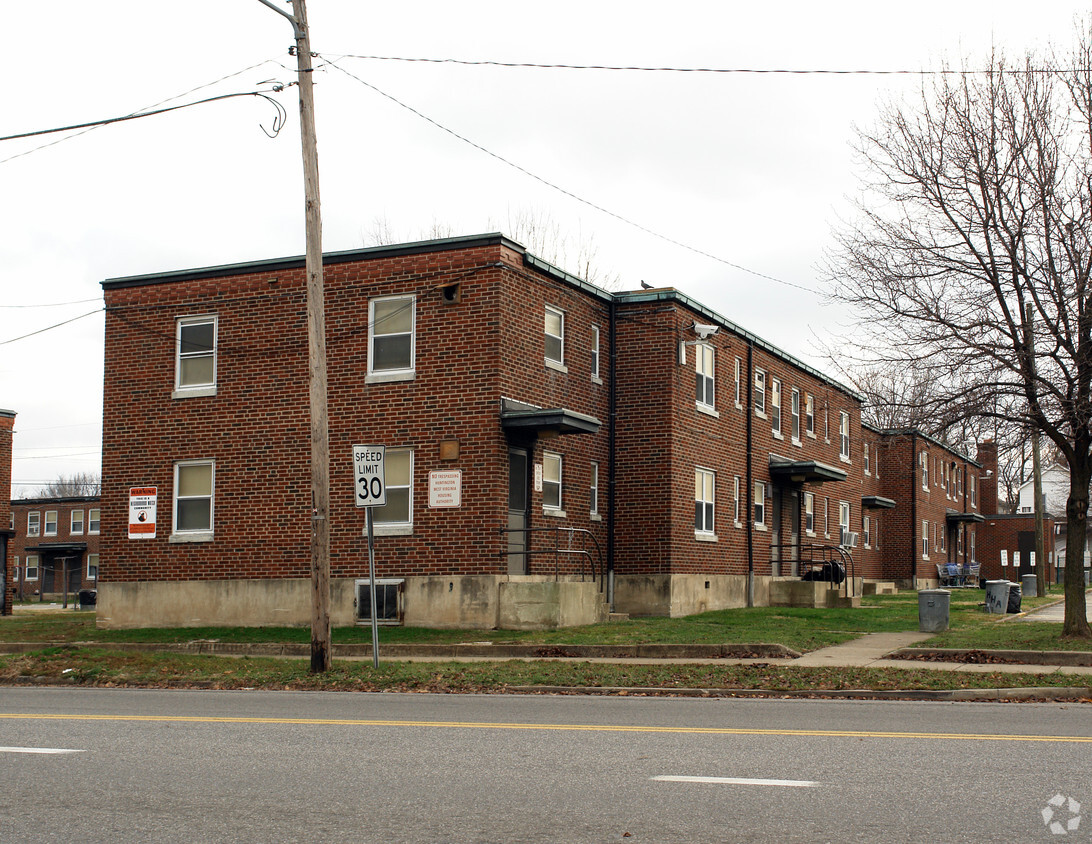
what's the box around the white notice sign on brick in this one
[428,470,462,508]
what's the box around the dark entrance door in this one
[1017,531,1035,578]
[507,449,529,575]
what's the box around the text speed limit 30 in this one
[352,444,386,507]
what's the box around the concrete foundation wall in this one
[97,575,606,630]
[612,574,771,617]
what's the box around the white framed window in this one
[922,520,930,559]
[373,448,413,532]
[173,459,215,537]
[791,388,801,442]
[24,555,39,581]
[88,508,100,535]
[590,325,601,380]
[734,357,742,407]
[920,451,929,489]
[71,510,84,535]
[44,511,58,537]
[824,405,830,442]
[805,394,815,436]
[863,515,871,548]
[368,295,416,380]
[695,468,715,535]
[839,501,850,546]
[27,511,40,537]
[969,530,976,562]
[754,369,766,415]
[544,306,565,368]
[804,492,815,534]
[839,411,850,460]
[863,442,871,475]
[733,475,741,525]
[695,344,715,410]
[753,480,767,528]
[590,461,599,516]
[12,556,18,581]
[543,452,563,511]
[823,497,830,537]
[175,314,217,396]
[87,554,99,580]
[970,474,977,507]
[771,378,782,435]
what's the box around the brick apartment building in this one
[97,233,1006,629]
[1,410,14,615]
[9,496,100,600]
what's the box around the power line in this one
[0,297,101,309]
[331,54,1062,76]
[0,309,103,346]
[323,56,820,296]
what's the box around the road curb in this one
[890,648,1092,666]
[507,685,1092,701]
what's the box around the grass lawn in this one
[2,589,1085,653]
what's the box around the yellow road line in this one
[0,713,1090,743]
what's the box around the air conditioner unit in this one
[841,532,859,549]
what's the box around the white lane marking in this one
[653,775,817,788]
[0,746,84,755]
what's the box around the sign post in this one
[352,445,386,668]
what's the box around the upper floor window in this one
[920,451,929,489]
[173,460,215,537]
[695,344,715,410]
[71,510,84,535]
[805,394,815,436]
[695,468,715,535]
[734,357,742,406]
[542,452,563,511]
[970,473,977,507]
[544,306,565,368]
[590,326,601,380]
[863,442,871,475]
[771,379,782,435]
[790,388,801,442]
[368,296,416,380]
[88,508,100,534]
[374,448,413,531]
[839,412,850,460]
[754,369,766,415]
[175,315,217,395]
[44,510,58,537]
[27,511,40,537]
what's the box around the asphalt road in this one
[1,688,1089,843]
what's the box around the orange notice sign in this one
[129,486,158,539]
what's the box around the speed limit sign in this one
[352,445,386,507]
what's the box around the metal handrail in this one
[772,542,856,599]
[498,526,605,592]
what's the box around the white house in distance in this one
[1017,466,1090,574]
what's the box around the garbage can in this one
[77,589,97,608]
[918,589,951,633]
[1021,573,1038,599]
[985,580,1010,614]
[1007,582,1022,614]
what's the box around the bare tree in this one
[828,35,1092,637]
[37,472,100,498]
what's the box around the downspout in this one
[746,341,754,607]
[910,433,918,588]
[606,297,617,611]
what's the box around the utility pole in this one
[1025,303,1047,597]
[258,0,331,671]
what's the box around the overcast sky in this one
[2,1,1086,498]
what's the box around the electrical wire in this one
[0,298,102,309]
[0,309,103,346]
[322,56,819,296]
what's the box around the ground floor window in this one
[373,448,413,530]
[542,452,563,511]
[695,468,715,534]
[25,555,39,581]
[173,459,215,535]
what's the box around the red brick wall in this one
[1,410,14,614]
[979,514,1055,582]
[101,237,613,587]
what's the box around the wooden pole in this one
[259,0,331,671]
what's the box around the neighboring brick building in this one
[96,233,1011,628]
[1,410,14,615]
[9,496,100,600]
